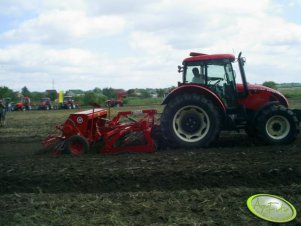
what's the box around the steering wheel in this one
[208,77,224,86]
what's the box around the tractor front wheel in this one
[256,105,299,144]
[160,93,221,148]
[65,135,89,155]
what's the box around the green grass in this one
[125,97,163,106]
[278,87,301,99]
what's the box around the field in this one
[0,106,301,226]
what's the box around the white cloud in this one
[130,32,173,55]
[1,10,126,44]
[0,43,178,91]
[0,0,301,91]
[0,0,86,15]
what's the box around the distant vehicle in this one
[38,97,53,110]
[106,91,127,107]
[60,96,79,109]
[15,97,32,111]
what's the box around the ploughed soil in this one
[0,110,300,225]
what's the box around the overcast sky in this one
[0,0,301,92]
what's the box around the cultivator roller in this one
[42,108,159,156]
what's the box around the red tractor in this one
[60,96,78,109]
[15,96,32,111]
[160,52,301,148]
[106,91,127,107]
[38,97,53,110]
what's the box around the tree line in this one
[1,81,300,106]
[0,86,169,106]
[262,81,301,89]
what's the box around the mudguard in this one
[162,85,226,116]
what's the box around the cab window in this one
[185,65,205,85]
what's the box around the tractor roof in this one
[183,52,235,63]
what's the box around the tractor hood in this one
[236,83,289,109]
[237,84,284,97]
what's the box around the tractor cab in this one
[179,52,240,108]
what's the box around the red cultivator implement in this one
[42,107,159,156]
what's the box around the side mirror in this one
[178,65,183,73]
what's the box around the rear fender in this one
[162,85,226,116]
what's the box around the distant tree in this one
[80,91,107,106]
[82,91,98,106]
[93,87,102,93]
[97,94,107,106]
[102,87,115,99]
[127,89,136,96]
[262,81,277,89]
[74,95,81,104]
[156,89,165,98]
[21,86,31,97]
[31,92,44,102]
[140,89,151,98]
[0,86,15,99]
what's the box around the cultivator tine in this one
[51,140,65,157]
[38,135,66,156]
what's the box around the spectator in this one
[0,99,6,126]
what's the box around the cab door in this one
[206,62,237,108]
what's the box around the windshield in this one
[184,59,236,85]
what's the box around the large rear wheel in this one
[160,94,221,148]
[256,105,299,144]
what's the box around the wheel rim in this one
[173,105,210,143]
[265,115,290,140]
[69,141,84,155]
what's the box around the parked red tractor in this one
[38,97,53,110]
[15,96,32,111]
[60,96,78,109]
[42,52,301,155]
[106,91,127,107]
